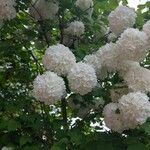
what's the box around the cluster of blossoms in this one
[33,71,66,105]
[30,0,59,20]
[67,62,97,95]
[81,5,150,132]
[33,44,98,105]
[75,0,93,17]
[42,44,76,76]
[63,21,85,46]
[108,6,137,36]
[32,3,150,133]
[103,92,150,133]
[64,21,85,37]
[0,0,16,21]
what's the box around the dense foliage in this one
[1,0,150,149]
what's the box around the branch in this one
[30,2,50,47]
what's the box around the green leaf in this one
[20,136,32,146]
[7,120,21,131]
[127,143,148,150]
[141,122,150,136]
[51,145,62,150]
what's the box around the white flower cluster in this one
[103,92,150,133]
[64,21,85,37]
[75,0,93,17]
[30,0,59,20]
[108,6,137,36]
[103,103,124,133]
[67,62,97,95]
[0,0,16,20]
[33,42,98,105]
[43,44,76,76]
[84,28,149,77]
[33,71,66,105]
[116,28,148,62]
[119,92,150,130]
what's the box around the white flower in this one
[143,20,150,48]
[67,62,97,95]
[30,0,59,20]
[65,21,85,37]
[33,71,66,105]
[83,54,102,78]
[0,0,16,20]
[103,103,125,133]
[118,92,150,129]
[75,0,93,17]
[42,44,76,76]
[123,62,150,92]
[116,28,148,62]
[108,6,137,36]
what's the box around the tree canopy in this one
[0,0,150,150]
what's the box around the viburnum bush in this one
[1,0,150,149]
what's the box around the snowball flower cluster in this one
[123,62,150,92]
[33,71,66,105]
[67,62,97,95]
[103,92,150,133]
[75,0,93,17]
[0,0,16,20]
[119,92,150,129]
[108,6,137,36]
[65,21,85,37]
[43,44,76,76]
[30,0,59,20]
[116,28,148,62]
[103,103,124,133]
